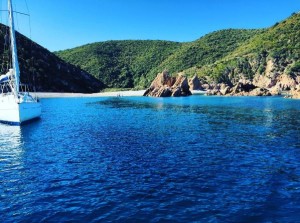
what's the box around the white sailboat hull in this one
[0,0,42,125]
[0,94,41,125]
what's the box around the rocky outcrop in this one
[269,86,282,96]
[253,73,297,95]
[230,82,256,95]
[149,71,176,89]
[145,70,299,98]
[287,85,300,99]
[206,82,271,96]
[275,74,297,90]
[247,88,272,96]
[144,71,192,97]
[253,74,277,88]
[220,84,231,95]
[188,75,203,90]
[254,73,297,90]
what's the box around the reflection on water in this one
[0,125,24,188]
[0,124,23,150]
[93,97,299,130]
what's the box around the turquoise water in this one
[0,96,300,222]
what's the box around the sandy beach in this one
[35,90,209,98]
[35,90,146,98]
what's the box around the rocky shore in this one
[36,71,300,99]
[144,71,300,99]
[205,82,270,96]
[286,85,300,99]
[202,74,300,99]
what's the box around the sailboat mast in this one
[8,0,20,96]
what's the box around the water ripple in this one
[0,96,300,222]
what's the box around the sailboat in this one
[0,0,41,125]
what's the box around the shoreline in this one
[35,90,207,98]
[33,90,299,99]
[35,90,146,98]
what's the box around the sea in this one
[0,95,300,223]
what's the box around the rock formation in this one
[275,74,297,90]
[287,85,300,99]
[253,73,297,91]
[145,69,299,99]
[206,82,271,96]
[144,71,192,97]
[188,75,203,90]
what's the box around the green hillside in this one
[186,12,300,83]
[228,12,300,58]
[0,24,105,93]
[56,12,300,88]
[56,40,182,88]
[149,29,263,79]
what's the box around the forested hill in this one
[55,30,260,88]
[189,12,300,84]
[150,29,264,81]
[56,40,182,88]
[0,24,105,93]
[56,12,300,89]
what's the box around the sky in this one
[1,0,300,52]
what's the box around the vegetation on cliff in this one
[0,24,105,93]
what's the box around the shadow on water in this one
[89,97,300,130]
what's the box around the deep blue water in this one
[0,95,300,222]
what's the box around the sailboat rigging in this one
[0,0,41,125]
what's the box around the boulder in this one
[202,84,211,90]
[144,71,192,97]
[149,70,176,89]
[276,74,297,90]
[269,85,282,96]
[254,73,297,90]
[205,82,271,97]
[248,88,272,96]
[288,85,300,99]
[157,87,172,97]
[230,82,256,95]
[220,86,231,95]
[188,75,202,90]
[253,74,277,88]
[205,89,217,96]
[213,84,221,91]
[172,87,181,97]
[173,74,191,94]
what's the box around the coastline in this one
[34,89,300,99]
[35,90,146,98]
[35,90,207,98]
